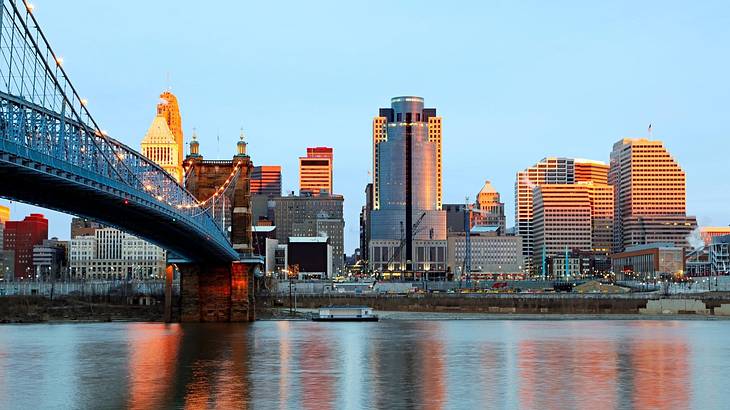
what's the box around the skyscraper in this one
[3,213,48,280]
[299,147,333,196]
[141,115,183,182]
[515,157,575,273]
[369,96,446,274]
[515,158,612,274]
[156,91,184,166]
[251,166,282,197]
[609,138,697,252]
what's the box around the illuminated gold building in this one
[0,205,9,224]
[156,91,184,167]
[609,138,697,252]
[141,115,183,182]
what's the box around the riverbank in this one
[271,293,730,316]
[0,296,164,323]
[282,308,730,321]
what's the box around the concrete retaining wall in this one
[639,299,710,315]
[284,294,651,314]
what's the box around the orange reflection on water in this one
[278,321,291,409]
[518,338,618,409]
[300,326,335,410]
[417,323,446,410]
[210,329,251,408]
[629,323,689,410]
[126,324,181,410]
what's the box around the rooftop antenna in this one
[648,123,653,139]
[165,72,171,92]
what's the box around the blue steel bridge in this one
[0,0,238,262]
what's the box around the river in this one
[0,319,728,409]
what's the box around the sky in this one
[6,0,730,253]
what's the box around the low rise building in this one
[710,235,730,275]
[69,227,166,280]
[32,238,67,281]
[447,228,523,278]
[369,239,447,280]
[264,238,288,278]
[287,237,332,279]
[611,243,685,281]
[700,227,730,247]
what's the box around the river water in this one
[0,319,728,409]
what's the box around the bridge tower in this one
[175,133,258,322]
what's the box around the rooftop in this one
[288,237,328,243]
[624,243,680,252]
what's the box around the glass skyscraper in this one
[370,96,446,271]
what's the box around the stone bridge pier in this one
[177,262,255,322]
[175,137,258,322]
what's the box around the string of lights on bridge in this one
[20,0,242,222]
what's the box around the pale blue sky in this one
[6,0,730,252]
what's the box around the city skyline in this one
[4,1,729,253]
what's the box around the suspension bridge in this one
[0,1,257,321]
[0,0,241,262]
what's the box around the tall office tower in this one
[156,90,184,166]
[251,166,282,197]
[299,147,333,196]
[609,138,697,252]
[533,185,592,262]
[532,182,614,275]
[141,115,183,182]
[369,96,446,273]
[473,181,506,233]
[585,181,615,254]
[515,157,575,273]
[3,213,48,281]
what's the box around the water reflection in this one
[126,324,181,409]
[0,320,711,409]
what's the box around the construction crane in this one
[386,212,426,272]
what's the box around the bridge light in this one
[123,199,129,205]
[55,56,63,66]
[25,2,34,12]
[80,98,88,106]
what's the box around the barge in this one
[312,306,379,322]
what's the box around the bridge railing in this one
[0,0,233,253]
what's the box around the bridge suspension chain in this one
[187,160,244,214]
[0,0,231,245]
